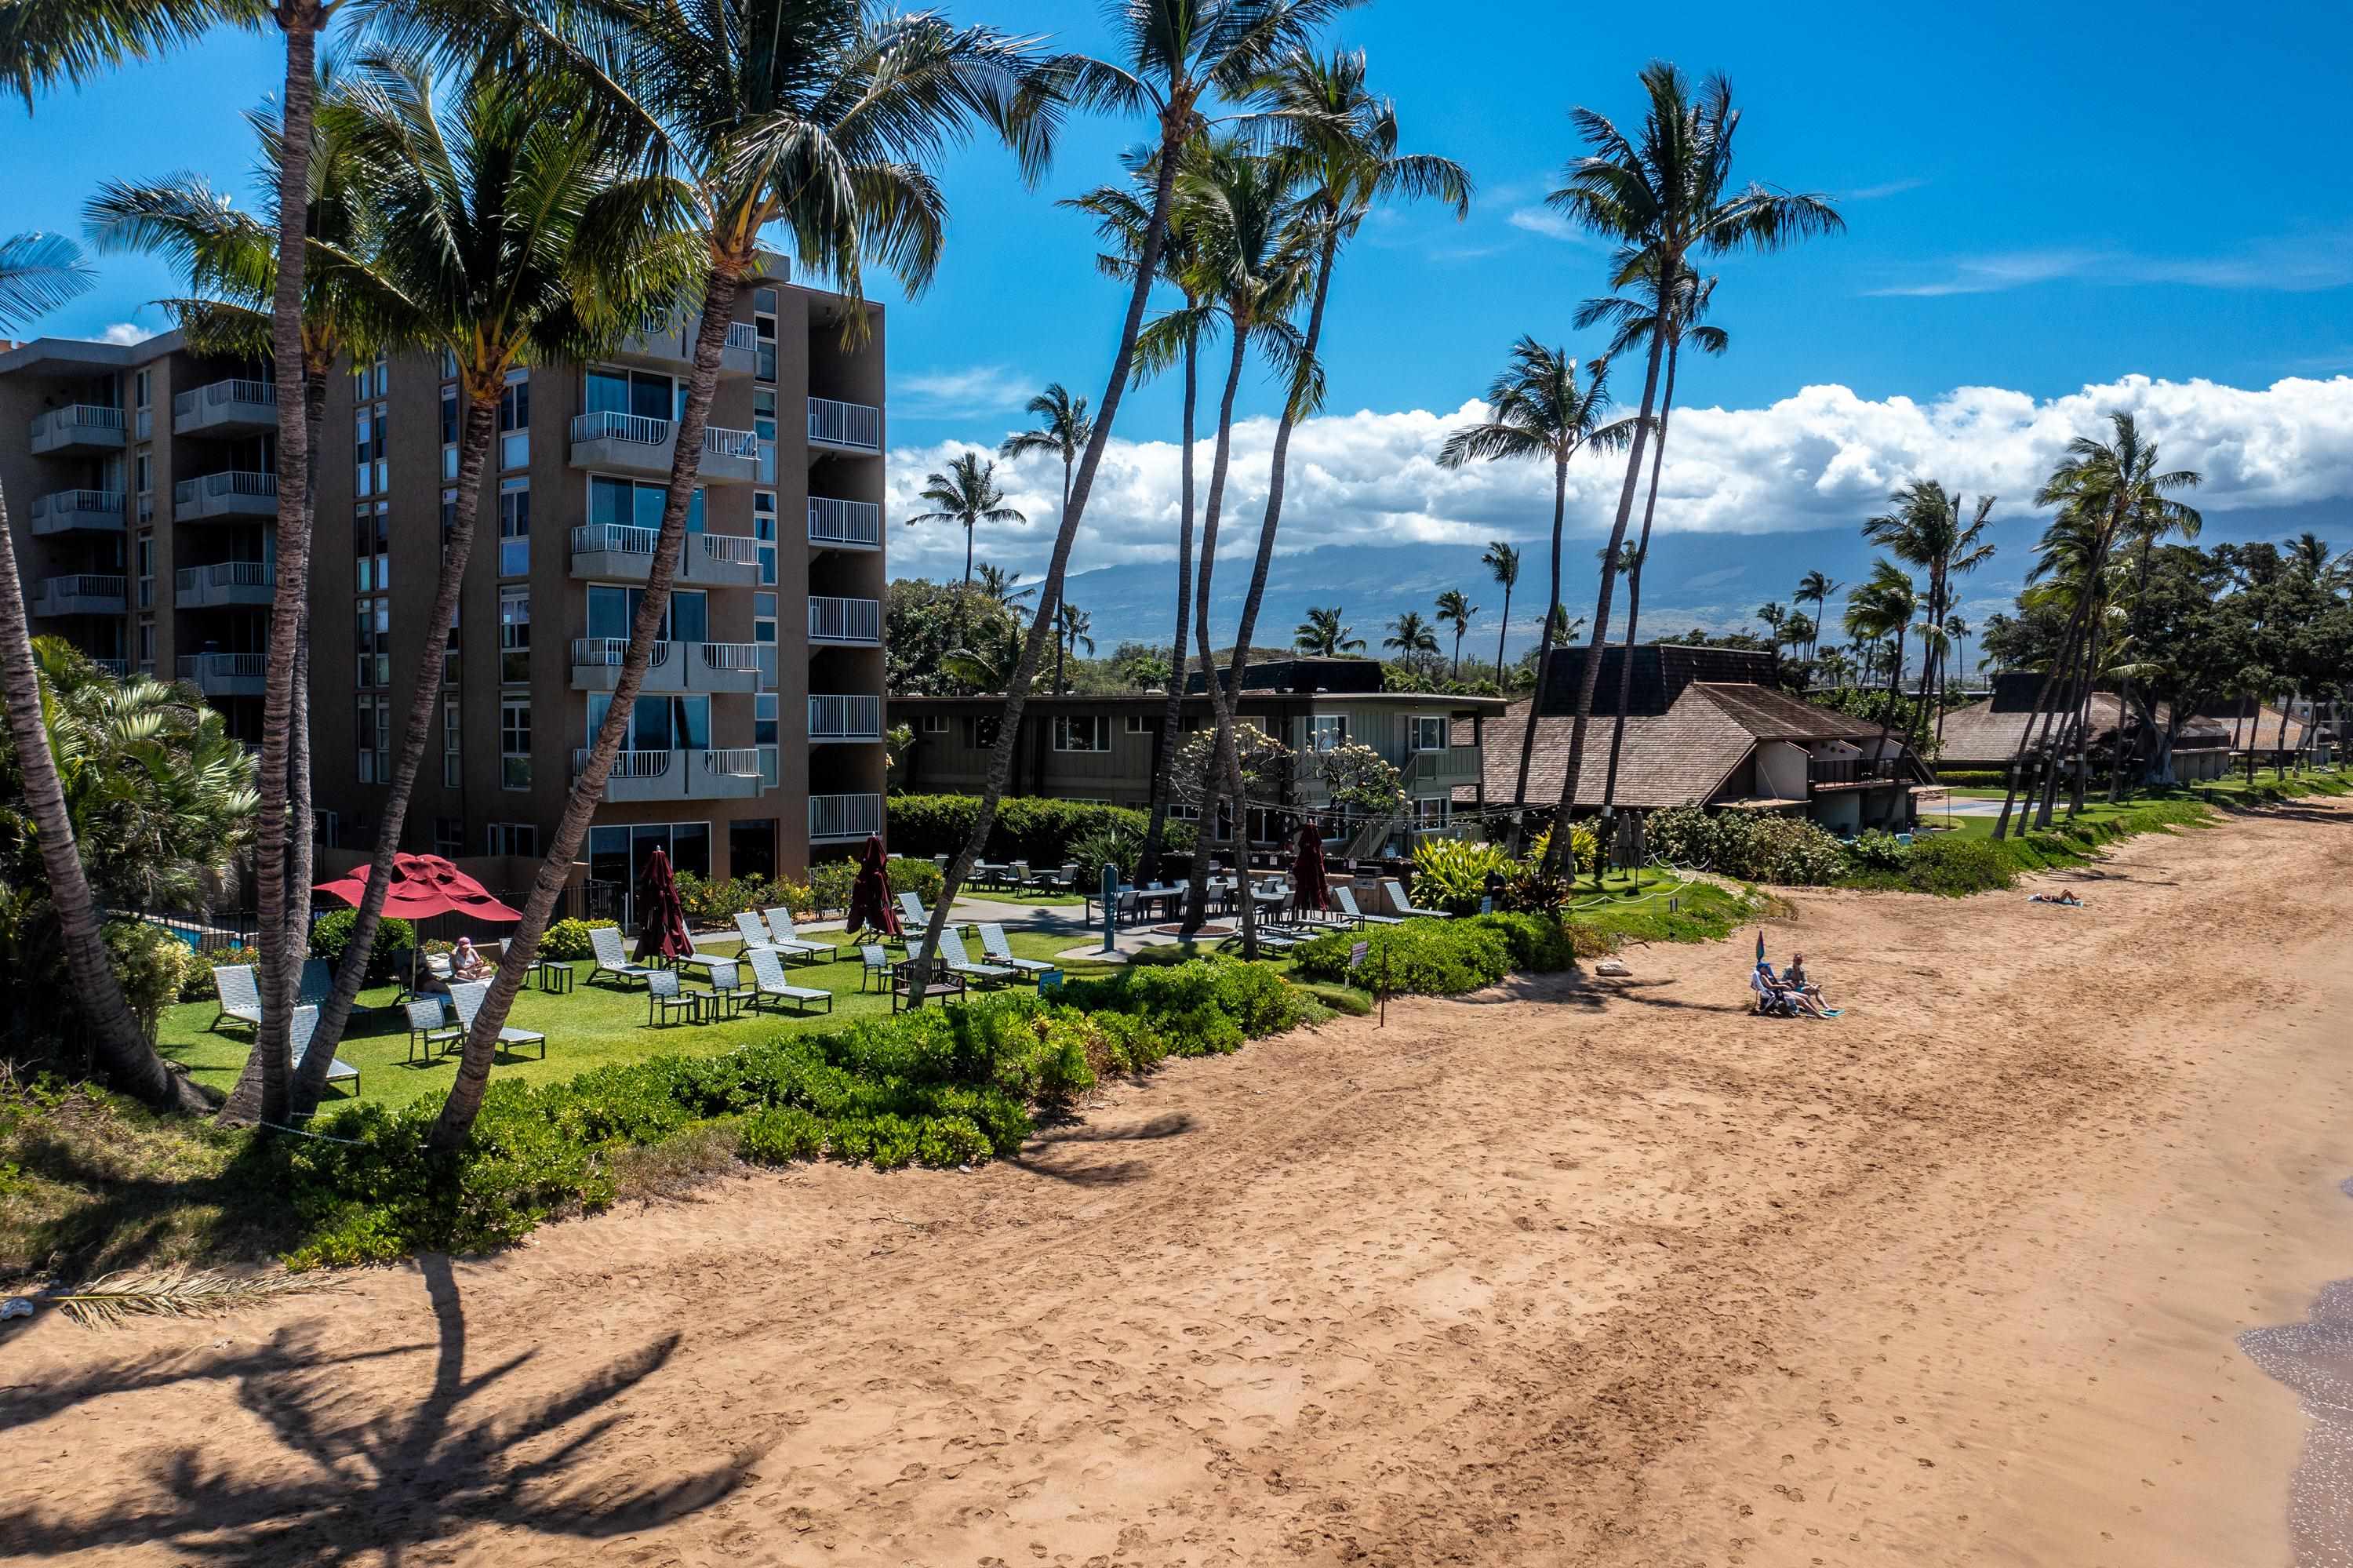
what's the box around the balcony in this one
[807,497,882,551]
[569,746,764,802]
[176,651,268,697]
[568,525,763,587]
[613,321,759,377]
[568,638,762,694]
[174,470,278,523]
[31,574,127,617]
[807,395,881,457]
[172,379,277,438]
[808,595,881,646]
[28,489,125,537]
[1807,756,1905,790]
[809,693,884,743]
[566,410,762,486]
[1401,747,1482,791]
[810,791,883,842]
[28,404,125,457]
[175,560,274,609]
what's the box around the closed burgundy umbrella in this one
[634,846,694,964]
[314,853,522,995]
[845,834,900,937]
[1291,822,1333,915]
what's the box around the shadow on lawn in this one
[0,1253,760,1563]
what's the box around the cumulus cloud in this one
[883,373,2353,580]
[99,322,156,346]
[1870,230,2353,297]
[893,363,1034,417]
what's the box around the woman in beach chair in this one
[1782,952,1842,1016]
[1751,963,1802,1017]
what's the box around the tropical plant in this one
[973,562,1036,615]
[1862,479,1996,780]
[1384,609,1439,657]
[1435,588,1477,678]
[1408,834,1511,915]
[1482,539,1521,677]
[997,381,1093,525]
[0,231,94,319]
[1537,61,1842,874]
[907,451,1027,589]
[1756,600,1787,648]
[1795,568,1839,662]
[1052,600,1095,693]
[1844,559,1919,761]
[1293,604,1364,655]
[1300,739,1404,822]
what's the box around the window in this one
[1410,715,1448,752]
[133,449,151,495]
[1307,714,1346,753]
[753,287,777,383]
[354,504,389,591]
[587,692,710,751]
[440,384,460,481]
[135,534,153,610]
[355,595,390,689]
[486,821,539,857]
[315,809,338,849]
[497,369,529,470]
[355,696,391,782]
[440,488,458,562]
[438,348,458,380]
[442,698,463,787]
[729,819,777,883]
[1414,797,1450,828]
[1053,713,1111,753]
[751,389,776,486]
[585,584,706,643]
[753,489,777,584]
[497,478,529,575]
[920,714,950,734]
[1125,713,1157,734]
[587,475,704,534]
[354,403,386,497]
[585,366,683,422]
[753,591,776,687]
[962,714,1000,750]
[587,822,711,905]
[136,619,155,673]
[500,701,531,788]
[443,598,461,686]
[133,369,150,408]
[499,588,530,683]
[350,352,388,399]
[434,816,465,857]
[755,692,777,747]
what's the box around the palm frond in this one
[49,1268,337,1330]
[0,231,97,329]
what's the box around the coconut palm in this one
[998,382,1093,524]
[1053,602,1094,692]
[1384,609,1439,657]
[1538,62,1842,871]
[1795,569,1840,663]
[906,0,1352,998]
[421,1,1062,1148]
[1844,562,1918,764]
[1438,343,1627,822]
[2106,475,2203,795]
[0,236,200,1110]
[907,452,1027,589]
[1862,480,1996,773]
[1482,540,1521,678]
[1294,605,1363,655]
[973,562,1036,617]
[1435,588,1477,678]
[1756,601,1787,650]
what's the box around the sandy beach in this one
[5,799,2351,1566]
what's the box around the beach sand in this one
[5,798,2351,1566]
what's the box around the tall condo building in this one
[0,258,889,898]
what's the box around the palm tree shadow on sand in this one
[1,1253,763,1562]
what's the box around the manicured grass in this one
[158,926,1122,1116]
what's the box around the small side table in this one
[701,984,751,1022]
[530,959,575,995]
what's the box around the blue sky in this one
[7,0,2351,640]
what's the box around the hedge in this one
[885,794,1195,870]
[1290,912,1578,996]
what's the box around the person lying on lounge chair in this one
[2028,890,2085,907]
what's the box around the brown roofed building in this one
[1938,674,2234,780]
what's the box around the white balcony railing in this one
[807,496,882,548]
[172,378,275,420]
[808,595,882,643]
[34,574,127,613]
[807,395,882,451]
[177,652,268,686]
[809,693,883,739]
[700,532,761,568]
[30,404,125,449]
[175,560,271,594]
[569,409,763,460]
[93,658,127,677]
[704,747,762,777]
[700,642,762,674]
[809,791,884,841]
[29,489,125,531]
[569,637,676,670]
[173,470,277,508]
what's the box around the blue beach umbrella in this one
[1755,930,1766,966]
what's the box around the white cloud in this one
[1842,177,1927,201]
[1504,206,1602,247]
[1870,230,2353,297]
[893,363,1034,418]
[99,322,156,346]
[884,373,2353,579]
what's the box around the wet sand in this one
[4,798,2351,1565]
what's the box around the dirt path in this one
[7,802,2351,1566]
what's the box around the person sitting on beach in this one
[449,937,490,981]
[1757,961,1837,1019]
[1752,962,1801,1017]
[1784,952,1836,1013]
[2028,890,2085,908]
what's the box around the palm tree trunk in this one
[1449,629,1460,682]
[1492,580,1510,685]
[1511,458,1568,838]
[290,398,493,1112]
[1137,329,1198,888]
[962,526,973,589]
[428,275,741,1150]
[1992,596,2093,839]
[1545,318,1668,874]
[1602,333,1680,814]
[905,113,1185,1003]
[1908,575,1941,772]
[2110,533,2157,802]
[245,8,322,1133]
[0,482,202,1111]
[1179,328,1253,939]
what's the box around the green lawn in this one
[160,926,1123,1115]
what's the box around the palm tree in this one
[0,236,202,1111]
[1539,62,1842,871]
[1438,344,1627,822]
[1384,609,1439,657]
[1435,588,1477,678]
[1053,601,1094,692]
[998,382,1093,523]
[905,0,1349,996]
[424,0,1062,1147]
[1863,480,1995,774]
[1795,569,1840,663]
[973,562,1036,617]
[1482,539,1521,677]
[1756,601,1788,650]
[1294,605,1364,655]
[1844,562,1917,763]
[2106,473,2203,795]
[907,452,1027,589]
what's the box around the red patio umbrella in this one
[1291,821,1333,915]
[634,846,694,964]
[845,834,900,937]
[314,853,522,994]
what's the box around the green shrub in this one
[885,794,1194,868]
[179,942,258,1001]
[1897,835,2012,896]
[805,856,940,915]
[1409,838,1513,915]
[1066,822,1144,885]
[541,917,616,961]
[307,908,416,984]
[1931,769,2009,788]
[104,922,192,1041]
[674,873,774,928]
[1290,912,1580,997]
[1644,803,1846,885]
[1846,829,1909,871]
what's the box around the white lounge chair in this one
[1381,879,1454,920]
[1333,885,1402,928]
[936,927,1014,987]
[760,907,832,965]
[897,891,929,931]
[976,922,1055,980]
[732,911,782,956]
[449,979,547,1059]
[587,925,659,988]
[289,1004,360,1097]
[745,947,835,1015]
[211,963,262,1034]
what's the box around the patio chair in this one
[976,922,1056,980]
[1381,879,1455,920]
[297,956,334,1006]
[746,946,835,1015]
[211,963,262,1034]
[403,997,460,1064]
[1333,885,1402,928]
[732,911,782,956]
[449,979,547,1059]
[859,943,894,992]
[587,925,659,988]
[760,908,833,965]
[897,891,929,931]
[936,927,1015,988]
[288,1005,360,1098]
[1007,860,1033,892]
[644,969,698,1028]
